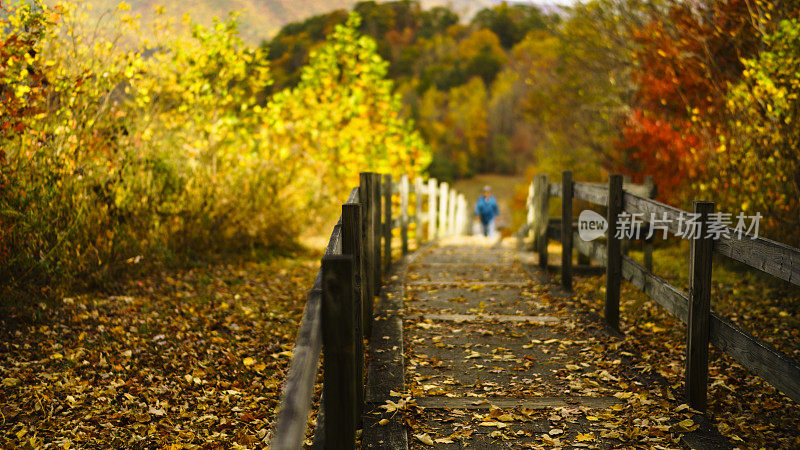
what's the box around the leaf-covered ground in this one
[567,242,800,448]
[383,238,800,449]
[0,253,320,448]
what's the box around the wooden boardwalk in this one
[363,236,622,449]
[272,172,800,449]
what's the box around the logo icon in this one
[578,210,607,241]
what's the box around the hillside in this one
[52,0,519,44]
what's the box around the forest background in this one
[1,0,799,296]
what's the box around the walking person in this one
[475,186,499,237]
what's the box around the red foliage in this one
[615,110,700,202]
[614,0,762,203]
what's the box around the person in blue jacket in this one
[475,185,499,237]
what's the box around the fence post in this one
[686,201,714,412]
[372,173,382,290]
[321,255,357,450]
[438,182,448,239]
[605,174,623,331]
[428,179,437,240]
[341,204,364,419]
[643,175,655,271]
[400,174,409,255]
[457,194,466,236]
[359,173,376,337]
[383,175,392,274]
[561,171,573,290]
[415,177,423,249]
[448,189,457,236]
[537,174,550,268]
[527,179,535,250]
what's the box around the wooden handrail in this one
[272,173,470,448]
[525,171,800,411]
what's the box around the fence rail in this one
[526,171,800,412]
[271,173,468,449]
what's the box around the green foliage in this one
[264,1,561,181]
[470,2,554,49]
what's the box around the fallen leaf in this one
[414,433,434,445]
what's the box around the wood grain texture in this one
[574,182,609,206]
[360,173,376,338]
[621,255,689,324]
[400,174,409,255]
[686,201,714,412]
[383,174,392,275]
[438,182,448,239]
[561,171,573,290]
[605,175,623,331]
[272,218,344,449]
[428,178,437,240]
[536,174,550,268]
[709,313,800,404]
[415,177,423,249]
[321,256,357,449]
[715,234,800,286]
[341,204,365,418]
[371,173,382,292]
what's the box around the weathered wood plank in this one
[621,255,689,324]
[400,174,409,254]
[573,234,606,264]
[574,182,609,206]
[415,396,619,410]
[549,182,562,198]
[622,193,684,235]
[272,216,345,449]
[428,178,437,240]
[561,171,573,290]
[341,204,365,418]
[359,173,377,337]
[321,255,357,449]
[686,201,714,412]
[383,174,392,275]
[536,174,550,268]
[438,182,449,239]
[709,313,800,404]
[371,173,382,290]
[605,175,623,331]
[448,188,457,236]
[715,234,800,287]
[415,177,423,249]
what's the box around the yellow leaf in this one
[242,357,255,366]
[576,432,595,442]
[2,378,20,387]
[378,419,389,426]
[678,419,694,429]
[413,433,434,446]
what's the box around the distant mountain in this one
[44,0,564,45]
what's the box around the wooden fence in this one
[526,170,800,412]
[271,172,468,449]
